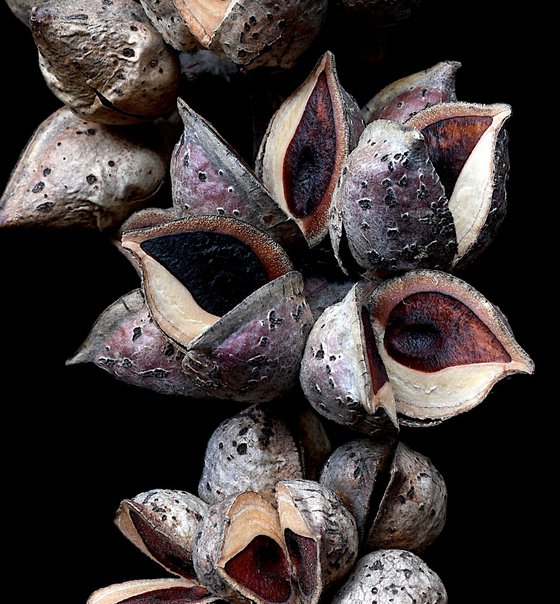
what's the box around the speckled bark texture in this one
[115,489,208,579]
[0,108,170,231]
[331,549,447,604]
[139,0,198,51]
[198,402,330,505]
[6,0,48,23]
[30,0,180,125]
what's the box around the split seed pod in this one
[173,0,328,70]
[0,108,170,231]
[193,480,358,604]
[88,578,220,604]
[30,0,180,125]
[300,270,534,430]
[320,439,447,552]
[331,549,447,604]
[257,51,364,247]
[139,0,198,52]
[115,489,207,579]
[361,60,460,124]
[198,402,331,505]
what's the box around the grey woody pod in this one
[139,0,198,52]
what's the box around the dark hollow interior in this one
[361,306,390,395]
[284,529,318,599]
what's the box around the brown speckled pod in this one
[0,108,170,231]
[139,0,198,52]
[115,489,208,579]
[320,439,447,552]
[329,119,457,277]
[173,0,328,70]
[257,51,365,247]
[30,0,180,125]
[171,98,296,246]
[407,102,511,268]
[362,61,460,124]
[87,578,220,604]
[331,549,448,604]
[198,402,331,506]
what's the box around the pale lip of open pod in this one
[192,480,358,604]
[87,578,220,604]
[172,0,328,70]
[30,0,180,125]
[300,270,534,431]
[256,51,365,248]
[0,108,171,232]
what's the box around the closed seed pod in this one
[172,0,328,70]
[257,51,365,247]
[0,108,170,232]
[6,0,48,24]
[171,98,296,246]
[139,0,198,52]
[87,578,220,604]
[115,489,208,579]
[320,439,447,553]
[198,402,331,506]
[331,549,447,604]
[361,60,460,124]
[30,0,180,125]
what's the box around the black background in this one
[0,1,547,602]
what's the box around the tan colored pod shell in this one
[0,108,169,232]
[139,0,198,51]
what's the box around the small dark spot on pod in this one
[198,171,207,181]
[132,326,142,341]
[32,182,45,193]
[123,48,135,57]
[43,168,52,177]
[237,443,248,455]
[86,174,97,184]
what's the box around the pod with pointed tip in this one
[198,402,331,506]
[320,439,447,553]
[30,0,180,125]
[331,549,448,604]
[139,0,198,52]
[0,108,171,231]
[87,578,219,604]
[173,0,328,70]
[257,51,364,247]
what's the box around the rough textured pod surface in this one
[368,269,534,425]
[330,119,457,276]
[171,98,295,245]
[173,0,328,69]
[139,0,198,51]
[87,578,219,604]
[115,489,208,579]
[362,60,460,123]
[0,108,170,231]
[257,51,364,247]
[407,102,511,267]
[198,402,331,506]
[331,549,447,604]
[6,0,48,23]
[30,0,180,125]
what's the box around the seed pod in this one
[303,273,358,321]
[406,102,511,267]
[30,0,180,125]
[320,439,447,552]
[301,270,534,429]
[331,549,447,604]
[6,0,47,24]
[257,51,365,247]
[171,98,296,246]
[198,402,331,506]
[87,578,220,604]
[115,489,208,579]
[139,0,198,52]
[362,60,460,124]
[193,482,359,604]
[0,108,170,232]
[173,0,328,70]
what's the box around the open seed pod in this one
[172,0,328,70]
[320,438,447,552]
[331,549,447,604]
[301,270,534,429]
[198,402,331,505]
[120,214,314,401]
[115,489,208,579]
[88,578,220,604]
[257,51,364,247]
[0,108,171,231]
[139,0,198,52]
[362,60,460,124]
[30,0,180,125]
[193,481,358,604]
[171,98,296,247]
